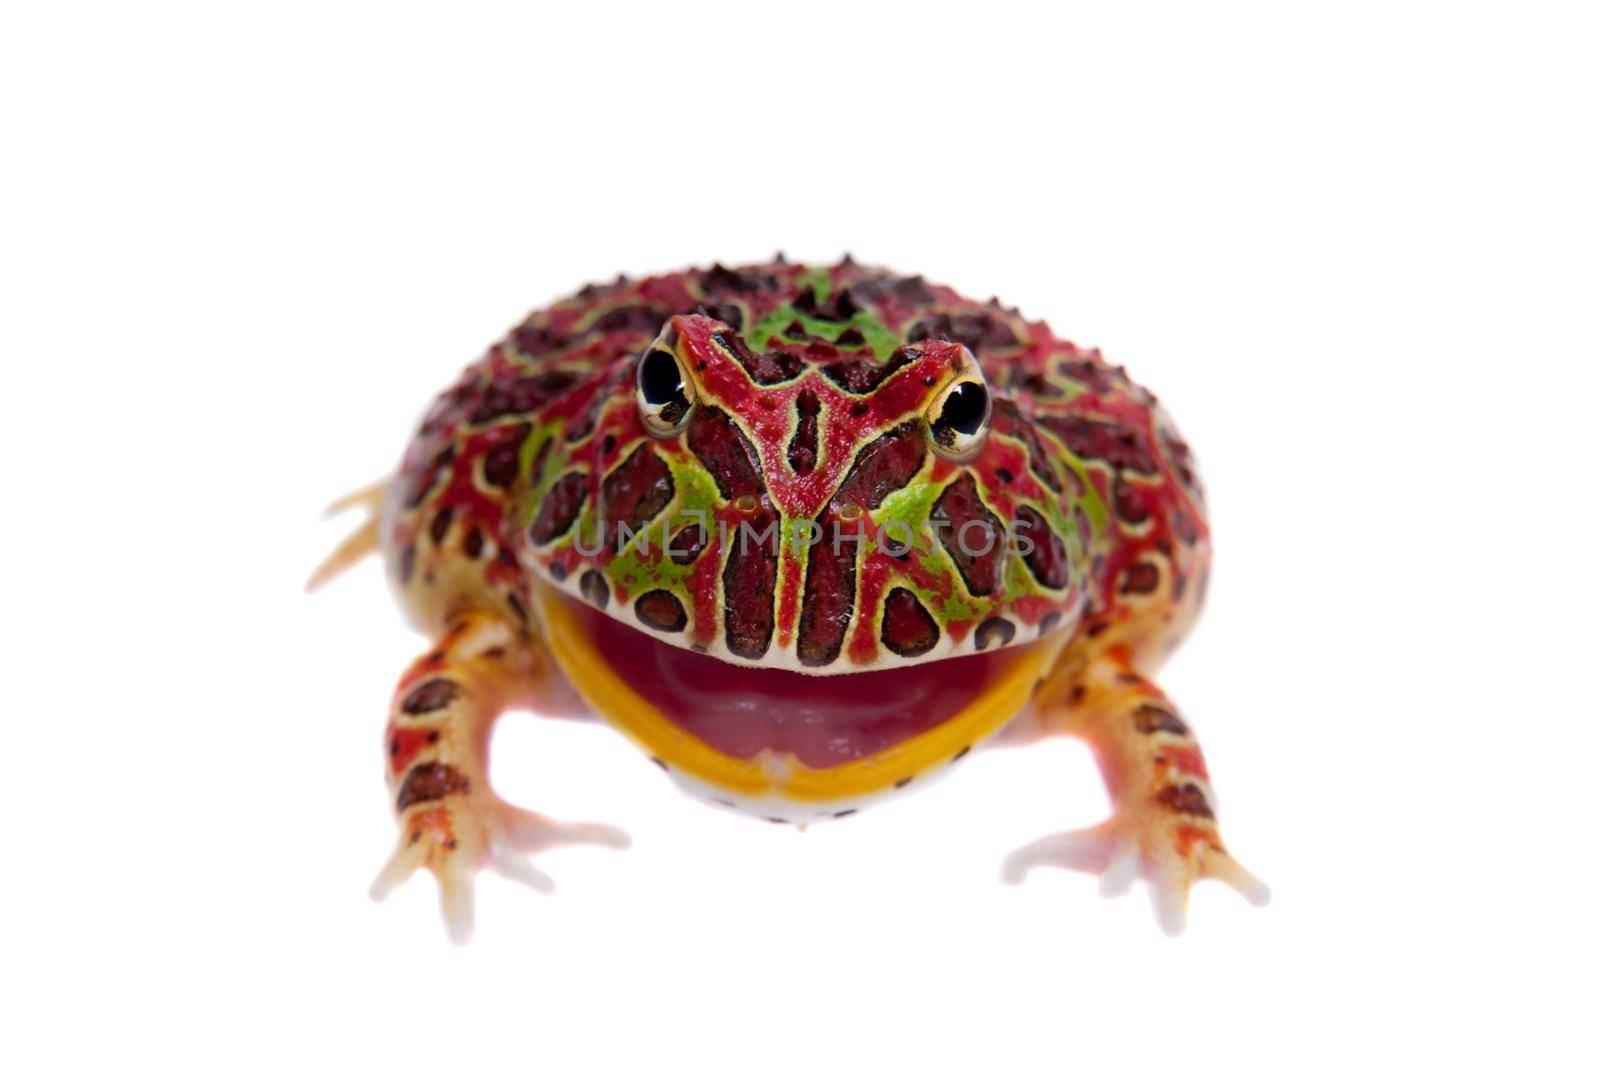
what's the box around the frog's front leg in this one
[1001,652,1268,934]
[369,611,630,942]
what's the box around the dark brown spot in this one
[797,424,927,667]
[1038,414,1158,475]
[506,592,527,622]
[668,522,708,563]
[1038,612,1063,635]
[712,330,801,384]
[1015,506,1071,589]
[510,321,568,359]
[1121,562,1161,595]
[908,311,1015,352]
[469,371,578,424]
[1132,704,1189,737]
[1057,358,1124,394]
[601,445,674,543]
[1113,474,1151,525]
[694,302,745,331]
[404,445,456,507]
[429,507,453,545]
[989,400,1060,492]
[580,569,610,609]
[686,406,777,660]
[686,405,764,501]
[932,473,1004,597]
[951,744,972,762]
[701,263,775,296]
[820,346,915,394]
[401,678,460,715]
[1007,367,1063,398]
[881,587,940,658]
[530,472,587,544]
[482,424,531,489]
[793,286,859,322]
[395,762,470,811]
[1156,783,1214,819]
[787,390,821,475]
[462,528,485,558]
[635,590,688,632]
[973,617,1016,651]
[589,304,668,337]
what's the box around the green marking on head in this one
[518,419,568,526]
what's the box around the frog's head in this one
[521,270,1100,816]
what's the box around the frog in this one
[312,256,1268,941]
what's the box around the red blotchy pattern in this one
[382,257,1211,674]
[530,473,586,544]
[798,424,927,667]
[386,726,435,776]
[601,444,674,539]
[931,473,1005,597]
[1015,505,1070,590]
[687,405,777,659]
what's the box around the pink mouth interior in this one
[573,600,1033,769]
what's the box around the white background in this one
[5,2,1597,1064]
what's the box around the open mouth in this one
[537,584,1061,802]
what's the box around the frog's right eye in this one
[636,346,696,437]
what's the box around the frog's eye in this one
[926,373,992,461]
[636,345,696,437]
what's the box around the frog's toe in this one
[370,800,631,943]
[437,870,477,944]
[1001,823,1117,886]
[1002,818,1269,935]
[493,805,632,854]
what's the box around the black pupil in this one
[639,349,685,407]
[935,380,988,437]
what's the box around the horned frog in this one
[313,256,1267,941]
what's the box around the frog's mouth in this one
[534,583,1062,807]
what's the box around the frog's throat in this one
[534,581,1065,811]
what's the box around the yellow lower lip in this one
[535,582,1063,804]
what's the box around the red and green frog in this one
[314,256,1267,941]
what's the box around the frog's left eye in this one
[636,345,696,437]
[926,373,992,461]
